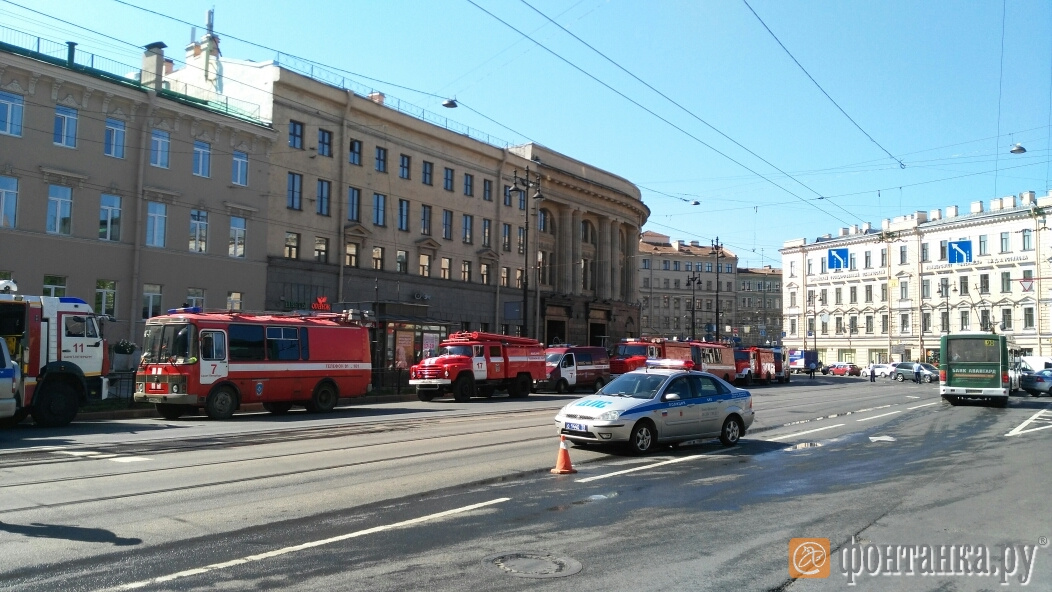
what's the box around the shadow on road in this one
[0,521,141,546]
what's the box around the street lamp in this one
[510,166,543,339]
[686,270,701,340]
[711,237,725,341]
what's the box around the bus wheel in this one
[31,383,79,427]
[306,384,338,413]
[416,390,435,402]
[205,387,237,420]
[263,402,293,415]
[156,403,186,420]
[453,375,475,402]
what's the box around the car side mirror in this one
[664,393,681,401]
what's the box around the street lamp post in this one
[510,166,543,339]
[711,237,724,342]
[686,270,701,340]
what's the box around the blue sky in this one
[5,0,1052,268]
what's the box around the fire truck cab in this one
[734,347,777,386]
[409,332,545,402]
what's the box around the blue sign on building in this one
[948,240,972,264]
[828,248,849,269]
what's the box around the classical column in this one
[571,209,583,295]
[559,204,573,294]
[625,225,639,304]
[597,217,611,300]
[610,221,622,301]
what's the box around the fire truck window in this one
[489,346,501,358]
[0,305,25,336]
[86,318,99,338]
[173,325,191,358]
[300,327,310,360]
[266,326,300,361]
[201,331,226,361]
[228,324,265,361]
[578,353,592,365]
[473,345,483,357]
[65,316,86,337]
[562,355,573,368]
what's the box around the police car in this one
[554,360,754,453]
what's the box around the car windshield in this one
[545,353,563,364]
[141,323,196,364]
[616,344,647,357]
[438,345,472,357]
[597,372,669,399]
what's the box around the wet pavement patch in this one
[483,552,583,578]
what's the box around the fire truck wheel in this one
[306,384,338,413]
[416,390,435,402]
[156,404,186,420]
[508,374,531,398]
[555,379,570,394]
[31,383,79,427]
[453,375,475,402]
[745,373,753,387]
[205,387,237,420]
[263,402,293,415]
[0,408,29,428]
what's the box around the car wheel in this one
[31,382,79,427]
[719,416,743,446]
[628,420,656,454]
[453,375,475,402]
[205,387,237,420]
[156,403,186,420]
[262,402,293,415]
[923,375,932,384]
[555,379,569,394]
[306,383,338,413]
[895,373,905,382]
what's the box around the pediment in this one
[476,247,500,262]
[415,237,442,252]
[343,222,372,240]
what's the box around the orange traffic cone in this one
[551,435,577,474]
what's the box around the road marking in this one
[766,423,845,442]
[856,411,901,422]
[577,454,705,483]
[907,401,939,410]
[109,457,151,463]
[906,396,920,399]
[111,498,511,590]
[1006,408,1052,437]
[869,435,896,442]
[53,451,99,457]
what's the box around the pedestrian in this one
[808,361,816,379]
[869,362,876,383]
[913,360,922,383]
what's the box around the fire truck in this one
[689,341,736,383]
[733,347,777,386]
[610,337,692,376]
[0,293,110,427]
[134,308,371,420]
[409,332,545,402]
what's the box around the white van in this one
[0,339,18,420]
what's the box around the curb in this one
[77,392,423,421]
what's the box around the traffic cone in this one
[551,435,577,474]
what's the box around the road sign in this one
[948,240,972,264]
[760,330,767,337]
[828,248,849,269]
[1020,278,1034,292]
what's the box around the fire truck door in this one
[199,330,228,385]
[561,354,577,386]
[486,345,504,378]
[472,345,487,380]
[57,313,104,377]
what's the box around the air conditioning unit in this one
[413,292,422,300]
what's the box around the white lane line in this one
[766,424,845,442]
[906,396,920,399]
[1006,407,1052,437]
[856,411,902,422]
[907,401,940,410]
[109,457,151,463]
[111,497,511,591]
[52,451,100,457]
[577,454,705,483]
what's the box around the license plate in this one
[565,422,586,432]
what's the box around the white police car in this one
[554,360,754,453]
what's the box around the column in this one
[625,225,639,304]
[610,221,622,301]
[571,209,583,295]
[559,204,573,294]
[597,217,611,300]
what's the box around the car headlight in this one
[597,409,621,421]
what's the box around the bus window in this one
[201,331,226,361]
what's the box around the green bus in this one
[939,332,1017,407]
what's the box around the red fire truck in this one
[409,332,545,402]
[134,308,371,420]
[0,294,110,427]
[733,347,777,386]
[689,342,736,383]
[610,337,692,376]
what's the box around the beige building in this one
[736,266,783,347]
[781,191,1051,364]
[637,231,739,341]
[0,33,274,343]
[165,35,648,365]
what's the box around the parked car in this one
[830,363,862,376]
[891,362,937,383]
[860,363,894,378]
[1020,369,1052,396]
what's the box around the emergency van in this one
[540,346,611,393]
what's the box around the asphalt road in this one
[1,377,1049,591]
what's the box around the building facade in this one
[781,191,1051,365]
[165,36,648,366]
[0,32,274,344]
[736,266,783,347]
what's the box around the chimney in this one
[850,224,859,235]
[970,201,984,214]
[929,209,942,221]
[66,42,77,67]
[368,92,385,105]
[164,58,175,75]
[1003,195,1016,209]
[1021,191,1036,205]
[862,222,872,232]
[838,227,849,237]
[141,42,167,91]
[946,205,958,217]
[990,198,1002,211]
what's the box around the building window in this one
[442,210,453,240]
[441,257,452,279]
[863,284,872,303]
[419,254,431,277]
[422,161,433,185]
[186,288,205,309]
[396,250,408,273]
[398,199,410,231]
[462,214,473,244]
[461,260,472,282]
[502,223,511,251]
[345,242,359,267]
[504,185,513,207]
[900,314,910,333]
[960,310,970,330]
[53,106,78,147]
[482,219,491,247]
[149,129,169,167]
[287,173,302,210]
[980,273,991,293]
[227,291,243,310]
[317,180,331,216]
[899,245,907,264]
[288,120,304,149]
[979,235,988,255]
[922,312,932,333]
[939,240,947,261]
[516,268,524,289]
[317,129,332,157]
[232,151,248,186]
[98,193,121,241]
[920,243,929,262]
[864,251,871,269]
[139,283,163,318]
[421,204,432,235]
[229,216,246,258]
[1023,229,1033,251]
[501,267,510,287]
[39,275,65,297]
[95,279,117,317]
[1000,232,1010,253]
[348,139,361,165]
[314,237,329,263]
[284,232,300,259]
[375,147,387,172]
[46,185,73,235]
[463,173,474,196]
[0,91,23,136]
[518,226,525,254]
[1001,271,1012,293]
[1003,308,1013,330]
[399,154,411,179]
[193,141,211,177]
[103,118,125,158]
[835,288,842,305]
[443,167,454,191]
[921,280,930,299]
[189,209,208,253]
[899,281,909,300]
[480,263,490,285]
[483,179,493,201]
[0,176,15,229]
[372,246,384,270]
[144,201,166,247]
[373,193,386,226]
[347,187,361,222]
[960,276,969,295]
[849,286,857,303]
[849,253,857,270]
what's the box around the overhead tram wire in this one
[741,0,906,170]
[465,0,859,228]
[513,0,864,224]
